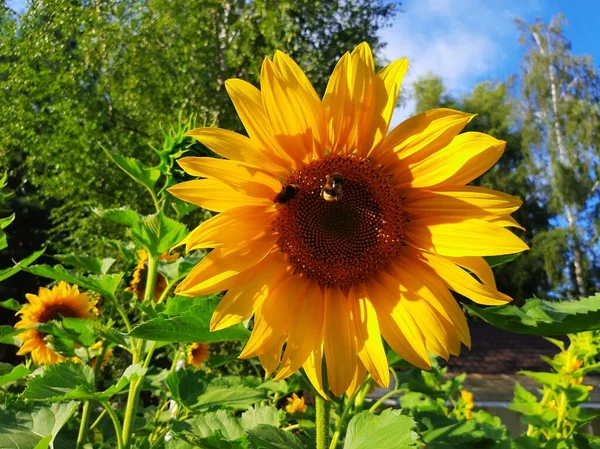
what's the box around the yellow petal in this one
[346,362,367,397]
[324,287,358,396]
[351,285,390,388]
[362,57,409,156]
[175,233,277,296]
[365,279,431,370]
[415,249,513,305]
[323,53,355,154]
[399,255,471,348]
[273,51,327,157]
[444,255,496,289]
[403,186,523,218]
[373,108,473,166]
[260,58,314,164]
[240,277,292,359]
[378,268,449,360]
[487,215,525,231]
[275,279,324,380]
[303,345,328,399]
[210,252,290,331]
[177,157,281,199]
[224,80,295,171]
[405,217,530,257]
[185,205,276,251]
[186,126,288,177]
[259,341,284,378]
[395,132,506,189]
[168,179,270,212]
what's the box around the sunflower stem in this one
[76,401,92,449]
[315,394,330,449]
[101,400,124,449]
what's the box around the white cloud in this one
[381,0,541,126]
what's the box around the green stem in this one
[76,401,92,449]
[368,388,406,413]
[315,395,330,449]
[89,408,107,430]
[101,401,124,449]
[284,424,300,432]
[143,255,159,304]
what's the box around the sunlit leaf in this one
[53,255,116,275]
[344,410,419,449]
[246,424,305,449]
[0,248,45,282]
[0,363,30,387]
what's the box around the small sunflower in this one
[90,341,113,371]
[15,282,98,365]
[169,43,528,397]
[127,250,178,302]
[187,342,210,368]
[460,390,475,419]
[285,393,307,414]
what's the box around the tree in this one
[517,14,600,297]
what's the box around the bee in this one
[274,184,300,204]
[321,173,343,202]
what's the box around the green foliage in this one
[466,293,600,335]
[0,364,31,387]
[343,410,419,449]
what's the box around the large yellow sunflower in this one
[15,281,98,365]
[168,43,528,397]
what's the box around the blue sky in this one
[381,0,600,124]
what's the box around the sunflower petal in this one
[395,132,506,189]
[185,205,276,251]
[275,279,324,380]
[416,249,513,305]
[168,179,270,212]
[365,279,431,370]
[323,53,355,154]
[403,186,523,218]
[186,126,288,177]
[351,285,390,388]
[346,362,367,397]
[324,287,358,396]
[303,346,328,399]
[444,255,496,289]
[210,252,290,331]
[405,217,529,257]
[175,234,277,296]
[373,108,473,165]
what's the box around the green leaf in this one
[343,410,419,449]
[53,255,116,275]
[103,150,161,196]
[241,406,282,430]
[22,361,146,401]
[465,293,600,335]
[167,369,266,412]
[246,424,305,449]
[0,401,78,449]
[0,364,31,387]
[485,253,521,268]
[129,304,249,343]
[0,325,21,345]
[90,323,128,347]
[37,318,97,347]
[174,410,244,441]
[0,298,20,311]
[518,371,560,387]
[164,294,220,315]
[159,252,204,284]
[0,213,15,230]
[0,248,45,282]
[24,264,124,301]
[96,208,140,227]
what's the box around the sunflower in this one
[168,43,528,397]
[460,390,475,419]
[127,250,178,302]
[187,342,210,368]
[15,282,98,365]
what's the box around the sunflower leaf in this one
[343,410,419,449]
[484,253,521,268]
[53,255,116,275]
[0,248,45,282]
[102,150,161,197]
[22,361,146,401]
[465,293,600,335]
[0,401,78,449]
[0,363,31,387]
[0,325,21,346]
[128,303,249,342]
[245,424,305,449]
[0,298,20,311]
[37,318,97,347]
[24,264,124,301]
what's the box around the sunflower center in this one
[38,304,80,323]
[273,155,407,287]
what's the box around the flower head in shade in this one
[127,250,179,302]
[15,282,98,365]
[285,393,307,414]
[169,43,528,397]
[187,342,210,368]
